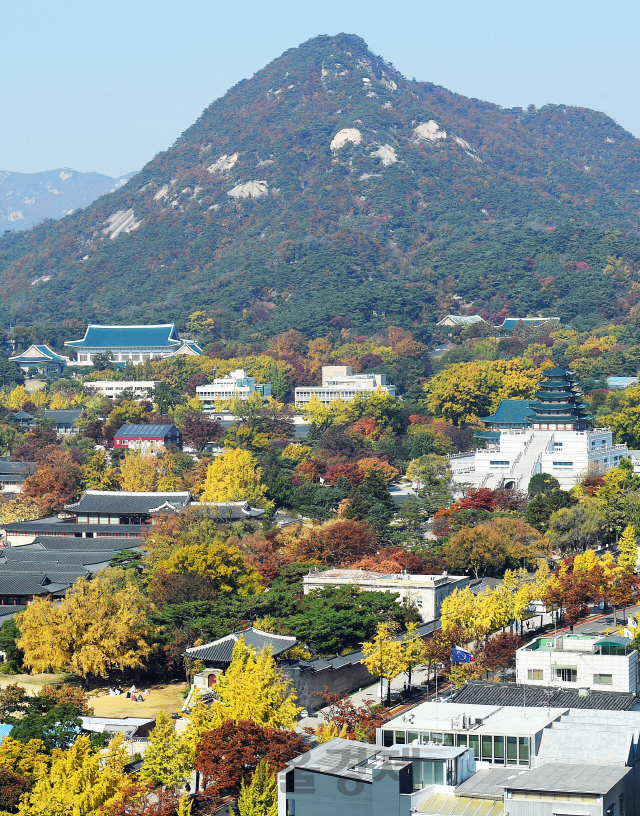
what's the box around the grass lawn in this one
[87,681,188,719]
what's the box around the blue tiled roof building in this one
[65,324,201,365]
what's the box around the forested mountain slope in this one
[0,169,134,232]
[2,33,640,339]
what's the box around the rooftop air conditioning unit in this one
[578,688,590,697]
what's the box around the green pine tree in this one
[237,759,278,816]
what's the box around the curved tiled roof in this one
[185,627,298,665]
[65,324,181,349]
[65,490,190,515]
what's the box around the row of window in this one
[528,668,613,684]
[381,730,529,765]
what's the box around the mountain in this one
[0,169,136,232]
[1,33,640,339]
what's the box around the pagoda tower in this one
[526,367,594,431]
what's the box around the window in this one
[395,731,406,744]
[382,730,394,747]
[489,460,509,467]
[552,461,574,468]
[506,736,518,765]
[469,734,479,759]
[527,669,543,680]
[493,736,504,765]
[553,667,577,682]
[518,737,529,765]
[481,735,492,761]
[594,673,613,685]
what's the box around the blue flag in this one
[452,646,475,664]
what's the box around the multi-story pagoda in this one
[526,367,594,431]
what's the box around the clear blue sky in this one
[2,0,639,177]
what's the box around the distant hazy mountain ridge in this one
[0,169,135,231]
[1,33,640,337]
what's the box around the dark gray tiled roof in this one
[0,574,64,596]
[0,604,26,619]
[0,565,89,581]
[2,550,118,566]
[3,520,144,536]
[185,627,298,664]
[452,680,637,711]
[33,536,142,551]
[65,491,191,515]
[0,460,37,476]
[43,409,83,424]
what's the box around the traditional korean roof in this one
[65,324,181,350]
[163,339,203,357]
[9,344,67,363]
[0,573,69,596]
[1,549,118,566]
[64,490,191,515]
[0,459,36,476]
[481,399,534,426]
[114,424,179,439]
[185,627,298,665]
[195,501,266,519]
[44,409,83,424]
[436,314,484,326]
[13,411,34,421]
[33,536,142,551]
[2,520,144,537]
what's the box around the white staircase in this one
[505,432,550,490]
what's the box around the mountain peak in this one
[1,35,639,336]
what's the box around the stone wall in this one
[283,657,378,711]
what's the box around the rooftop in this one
[43,409,83,423]
[9,344,67,363]
[114,424,179,438]
[185,627,298,665]
[64,490,191,515]
[456,767,529,801]
[504,763,629,794]
[481,399,534,426]
[451,680,638,711]
[65,324,181,350]
[437,315,485,326]
[304,569,465,584]
[416,793,505,815]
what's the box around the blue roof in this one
[114,424,179,438]
[10,344,67,363]
[65,324,181,349]
[497,317,560,330]
[482,399,534,426]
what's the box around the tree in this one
[17,733,128,816]
[237,759,278,816]
[101,784,191,816]
[482,632,522,679]
[0,737,49,783]
[139,712,191,788]
[546,503,607,555]
[0,496,43,524]
[361,621,406,706]
[160,540,262,596]
[22,450,83,513]
[179,412,223,450]
[525,488,577,533]
[263,361,289,401]
[527,473,560,496]
[288,519,378,566]
[401,621,426,687]
[0,424,24,456]
[0,683,29,723]
[425,359,541,425]
[83,449,121,490]
[618,524,638,570]
[0,766,29,812]
[17,570,151,687]
[211,636,301,729]
[200,448,270,509]
[308,692,386,743]
[119,450,158,492]
[195,720,306,800]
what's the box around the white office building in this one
[294,365,396,407]
[196,369,271,407]
[84,381,159,399]
[302,569,468,623]
[516,633,638,694]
